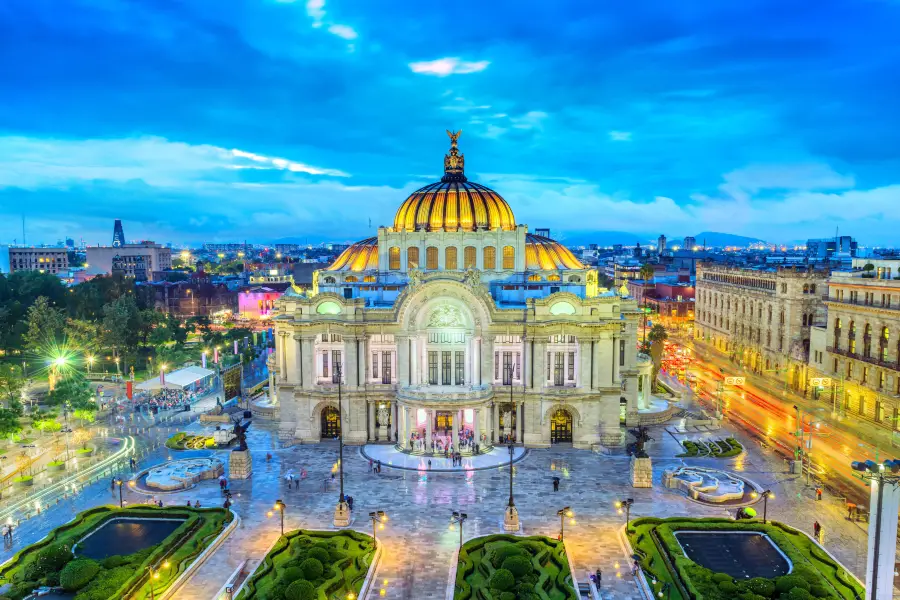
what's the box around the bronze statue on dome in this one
[443,129,466,181]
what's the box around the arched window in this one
[426,247,438,270]
[568,276,581,283]
[881,327,890,361]
[528,274,542,282]
[483,246,496,270]
[803,284,809,294]
[345,276,358,282]
[864,323,873,357]
[833,318,842,349]
[388,247,400,270]
[324,276,336,284]
[363,275,376,283]
[502,246,515,270]
[548,274,561,281]
[464,246,476,268]
[445,247,458,270]
[407,247,419,270]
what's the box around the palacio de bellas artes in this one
[269,131,655,451]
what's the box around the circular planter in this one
[47,461,67,472]
[76,448,94,457]
[13,477,34,488]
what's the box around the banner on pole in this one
[126,380,133,400]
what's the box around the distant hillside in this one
[690,231,767,248]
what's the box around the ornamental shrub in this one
[101,555,127,569]
[501,554,533,578]
[499,593,516,600]
[489,543,524,568]
[35,543,74,574]
[282,566,305,584]
[786,588,814,600]
[791,565,821,584]
[328,549,347,562]
[775,575,810,594]
[711,572,733,584]
[285,579,316,600]
[808,584,831,598]
[740,577,776,597]
[489,568,515,592]
[308,546,331,564]
[300,557,323,580]
[719,580,739,593]
[738,594,768,600]
[60,559,100,592]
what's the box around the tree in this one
[31,408,60,436]
[647,324,669,379]
[47,374,93,409]
[72,407,96,426]
[167,313,188,345]
[22,296,66,353]
[0,408,22,442]
[101,295,142,367]
[639,263,655,283]
[64,319,101,355]
[0,364,25,415]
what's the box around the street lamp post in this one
[116,478,124,508]
[369,510,386,542]
[503,441,520,531]
[145,560,169,600]
[274,499,286,535]
[333,363,350,527]
[557,507,574,541]
[850,459,900,600]
[751,489,774,523]
[616,498,634,531]
[450,511,467,548]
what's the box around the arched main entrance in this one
[550,408,573,444]
[321,406,341,439]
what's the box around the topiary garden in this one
[677,437,743,458]
[455,534,577,600]
[165,432,216,450]
[236,529,375,600]
[0,505,232,600]
[627,517,864,600]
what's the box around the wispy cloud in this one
[305,0,325,26]
[327,24,357,40]
[608,131,632,142]
[409,58,490,76]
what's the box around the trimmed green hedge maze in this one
[236,529,375,600]
[0,505,231,600]
[165,432,216,450]
[454,534,577,600]
[627,517,864,600]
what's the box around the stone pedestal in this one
[333,500,351,527]
[630,456,653,488]
[228,449,252,480]
[503,505,521,532]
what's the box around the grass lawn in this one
[455,534,577,600]
[237,529,375,600]
[0,505,232,600]
[166,432,216,450]
[628,517,864,600]
[677,438,743,458]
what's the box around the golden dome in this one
[325,237,378,272]
[525,234,584,270]
[393,130,516,232]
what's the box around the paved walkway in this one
[1,407,880,600]
[361,444,527,471]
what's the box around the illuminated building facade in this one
[271,133,651,449]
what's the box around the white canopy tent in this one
[136,365,216,391]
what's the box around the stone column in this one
[410,336,419,385]
[292,335,302,385]
[425,409,434,453]
[492,402,499,443]
[579,339,591,389]
[523,338,532,389]
[515,402,523,443]
[473,408,481,449]
[482,335,494,386]
[392,401,399,442]
[368,401,376,442]
[397,336,410,386]
[452,410,459,450]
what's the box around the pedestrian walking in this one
[369,458,374,472]
[428,459,432,470]
[813,521,820,539]
[816,487,823,501]
[294,477,299,490]
[347,496,354,510]
[553,477,560,492]
[631,561,639,577]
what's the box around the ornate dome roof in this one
[525,234,584,270]
[393,131,516,232]
[325,237,378,272]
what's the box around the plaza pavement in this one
[0,408,884,600]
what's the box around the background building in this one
[8,247,69,274]
[683,236,697,251]
[695,264,827,389]
[112,219,126,247]
[86,242,172,281]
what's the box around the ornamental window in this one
[388,247,400,270]
[464,246,476,268]
[426,246,438,270]
[502,246,515,270]
[483,246,496,270]
[445,246,458,270]
[407,247,419,270]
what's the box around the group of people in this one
[408,430,487,455]
[1,524,14,546]
[185,500,203,508]
[368,459,383,473]
[449,452,465,467]
[283,471,308,489]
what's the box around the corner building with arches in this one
[270,133,651,450]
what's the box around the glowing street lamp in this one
[369,510,386,542]
[272,498,286,535]
[86,355,95,374]
[750,490,774,523]
[557,507,574,541]
[449,511,467,547]
[616,498,634,530]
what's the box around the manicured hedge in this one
[165,432,216,450]
[627,517,864,600]
[237,529,375,600]
[454,534,578,600]
[677,438,743,458]
[0,505,231,600]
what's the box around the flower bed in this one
[627,517,864,600]
[236,529,375,600]
[677,438,743,458]
[165,432,216,450]
[0,505,232,600]
[455,534,577,600]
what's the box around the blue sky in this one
[1,0,899,247]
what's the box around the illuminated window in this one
[363,275,376,283]
[445,246,458,270]
[464,246,476,268]
[388,247,400,270]
[426,246,438,270]
[344,276,358,282]
[528,274,542,282]
[502,246,515,269]
[407,247,419,270]
[483,246,496,270]
[547,274,561,281]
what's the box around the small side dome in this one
[525,234,584,270]
[326,237,378,272]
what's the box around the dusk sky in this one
[1,0,899,247]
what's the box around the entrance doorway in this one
[435,411,454,435]
[321,406,340,439]
[550,408,573,443]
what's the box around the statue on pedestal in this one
[232,417,251,452]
